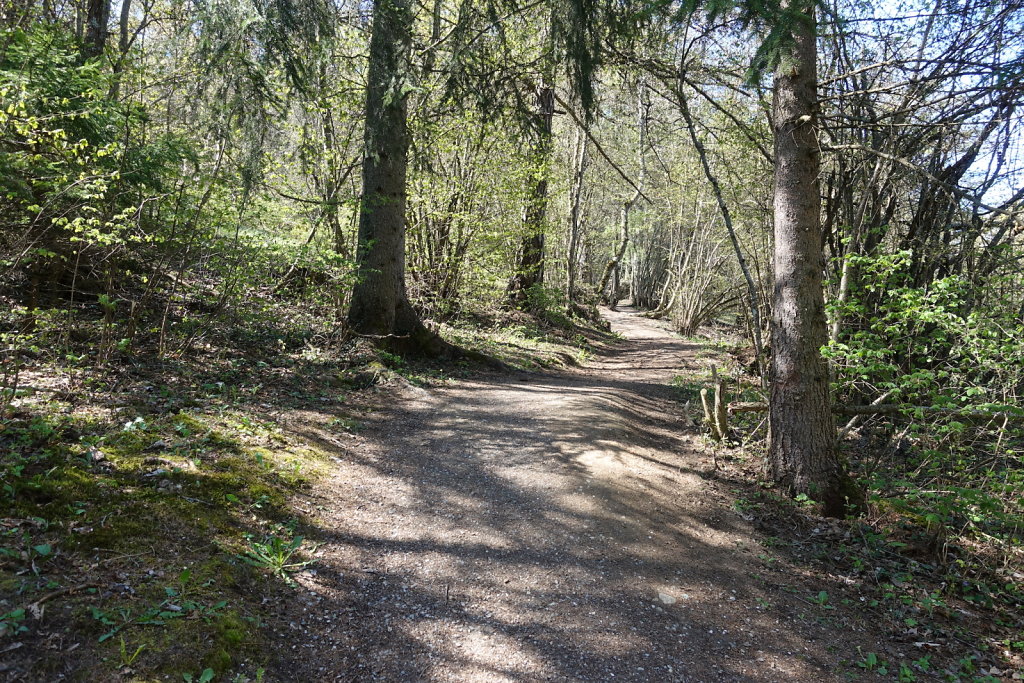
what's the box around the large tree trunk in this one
[347,0,446,357]
[82,0,111,59]
[767,1,861,517]
[508,82,554,305]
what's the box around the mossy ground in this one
[0,402,319,681]
[0,306,599,682]
[441,307,611,372]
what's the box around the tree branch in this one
[552,91,653,205]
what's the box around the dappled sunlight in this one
[573,447,632,477]
[249,308,882,681]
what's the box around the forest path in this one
[269,308,849,682]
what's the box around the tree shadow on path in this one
[266,308,876,682]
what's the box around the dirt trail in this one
[269,308,858,682]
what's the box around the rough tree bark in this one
[508,81,554,305]
[346,0,448,357]
[82,0,111,59]
[767,1,862,516]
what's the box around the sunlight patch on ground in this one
[575,447,630,477]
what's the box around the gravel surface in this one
[264,308,871,682]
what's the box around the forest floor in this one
[258,307,975,682]
[4,307,1019,682]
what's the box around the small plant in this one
[123,416,148,432]
[809,590,831,607]
[897,662,916,682]
[183,668,215,683]
[90,605,131,642]
[19,541,54,575]
[1001,636,1024,652]
[957,655,977,676]
[0,608,28,637]
[856,649,888,675]
[238,534,313,585]
[919,590,946,615]
[0,348,23,416]
[377,350,404,369]
[327,417,362,432]
[794,492,816,508]
[119,637,146,667]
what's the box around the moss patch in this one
[0,401,327,681]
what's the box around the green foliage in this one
[0,386,329,676]
[238,534,314,585]
[855,649,888,675]
[826,250,1024,545]
[119,636,147,667]
[0,608,27,637]
[1,1,1021,679]
[524,284,573,328]
[809,590,832,607]
[407,107,531,318]
[191,0,336,98]
[827,251,1024,412]
[632,0,817,82]
[183,668,215,683]
[0,25,191,266]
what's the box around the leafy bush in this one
[0,25,192,302]
[524,283,572,327]
[826,250,1024,548]
[827,251,1023,412]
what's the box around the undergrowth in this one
[671,340,1023,681]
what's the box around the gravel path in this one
[266,308,858,682]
